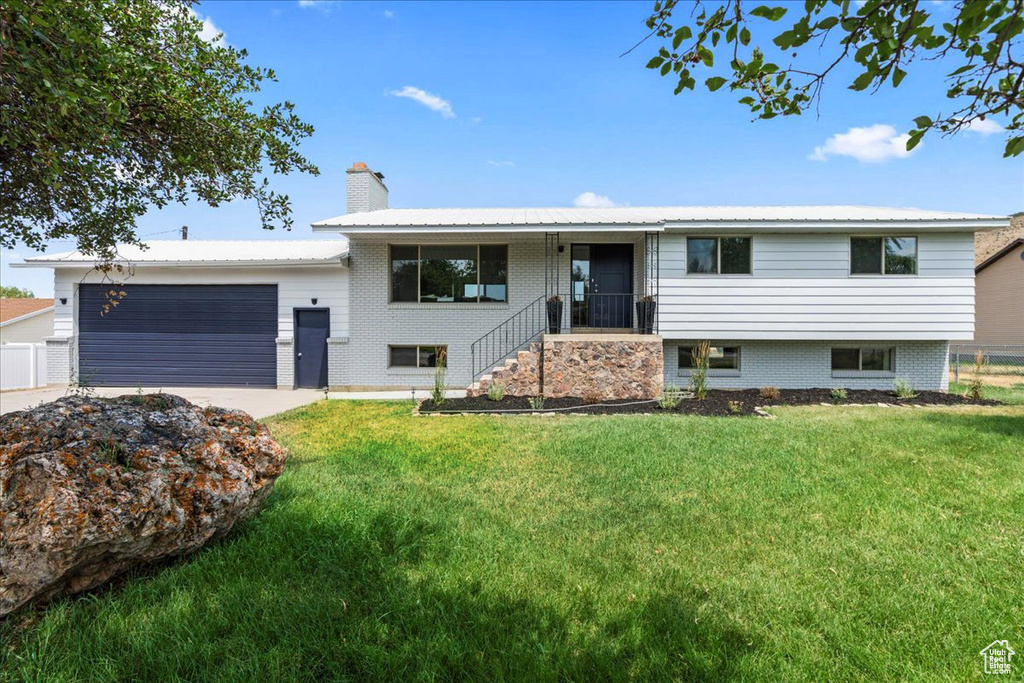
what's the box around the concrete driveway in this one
[0,387,325,419]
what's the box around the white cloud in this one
[964,118,1004,135]
[384,9,394,18]
[487,160,515,167]
[298,1,333,11]
[387,86,455,119]
[809,124,917,163]
[573,192,618,208]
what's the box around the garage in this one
[78,284,278,387]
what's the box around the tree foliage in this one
[0,0,319,258]
[0,285,34,298]
[641,0,1024,156]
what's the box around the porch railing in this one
[470,295,547,379]
[570,293,658,333]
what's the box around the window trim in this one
[685,236,753,276]
[677,344,742,375]
[830,346,896,373]
[848,235,919,277]
[388,344,448,369]
[389,243,510,304]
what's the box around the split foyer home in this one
[16,162,1009,396]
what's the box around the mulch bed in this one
[418,389,999,417]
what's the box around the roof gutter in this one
[12,256,350,269]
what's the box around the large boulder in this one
[0,394,287,616]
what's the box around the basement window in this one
[389,345,447,369]
[831,347,894,372]
[679,345,741,370]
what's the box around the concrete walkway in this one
[0,387,325,419]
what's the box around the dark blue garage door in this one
[78,284,278,387]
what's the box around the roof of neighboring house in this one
[976,237,1024,273]
[975,214,1024,264]
[312,205,1008,233]
[0,298,54,325]
[14,240,350,268]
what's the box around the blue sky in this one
[5,0,1022,296]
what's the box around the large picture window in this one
[850,237,917,275]
[390,245,508,303]
[687,237,751,274]
[831,347,894,372]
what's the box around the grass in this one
[950,380,1024,405]
[3,400,1023,682]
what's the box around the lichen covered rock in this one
[0,394,287,616]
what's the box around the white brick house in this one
[17,162,1008,393]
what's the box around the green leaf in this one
[740,27,751,46]
[647,56,665,69]
[672,25,692,49]
[750,6,788,21]
[892,67,907,87]
[661,61,672,76]
[1004,136,1024,157]
[850,71,874,91]
[906,130,925,151]
[817,16,838,30]
[705,76,728,91]
[913,115,933,128]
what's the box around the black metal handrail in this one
[470,295,547,379]
[570,293,658,333]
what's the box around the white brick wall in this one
[346,168,388,214]
[44,336,73,386]
[664,339,950,391]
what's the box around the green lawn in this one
[3,401,1023,682]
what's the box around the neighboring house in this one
[0,298,54,344]
[974,237,1023,345]
[15,162,1009,392]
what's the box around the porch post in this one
[645,232,660,330]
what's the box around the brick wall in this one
[44,336,73,386]
[663,340,950,391]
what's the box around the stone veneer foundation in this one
[470,334,664,399]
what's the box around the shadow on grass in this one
[920,410,1024,438]
[4,505,757,682]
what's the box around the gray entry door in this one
[78,284,278,387]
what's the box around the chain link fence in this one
[949,344,1024,385]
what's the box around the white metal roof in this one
[312,206,1007,233]
[14,239,350,268]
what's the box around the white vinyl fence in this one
[0,343,48,390]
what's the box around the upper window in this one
[831,347,894,372]
[391,245,507,303]
[679,345,740,370]
[687,237,751,275]
[850,237,917,275]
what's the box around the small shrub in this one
[727,400,743,414]
[966,377,985,401]
[528,395,545,409]
[688,340,710,400]
[758,386,781,400]
[487,381,506,402]
[582,389,603,405]
[658,384,683,410]
[893,378,917,399]
[431,346,448,406]
[830,387,848,402]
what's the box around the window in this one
[679,345,740,370]
[687,237,751,274]
[390,245,508,303]
[390,345,446,368]
[831,347,894,372]
[850,237,917,275]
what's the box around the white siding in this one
[658,232,975,340]
[0,311,54,344]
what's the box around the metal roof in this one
[15,239,350,268]
[312,206,1008,233]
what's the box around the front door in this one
[295,309,329,388]
[590,244,633,328]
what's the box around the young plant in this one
[688,340,710,400]
[758,386,781,400]
[431,346,448,406]
[658,384,683,410]
[966,351,986,401]
[528,395,546,410]
[830,387,848,402]
[487,381,506,402]
[582,389,603,405]
[727,400,743,414]
[893,378,917,399]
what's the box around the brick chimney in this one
[346,162,388,213]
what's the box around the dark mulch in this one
[418,389,998,417]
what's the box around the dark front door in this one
[78,284,277,387]
[589,244,633,328]
[295,309,329,389]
